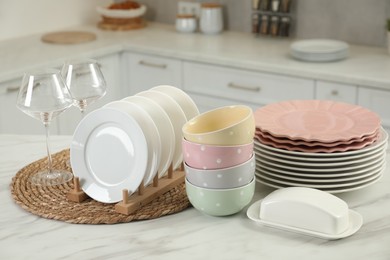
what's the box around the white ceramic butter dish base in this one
[247,199,363,240]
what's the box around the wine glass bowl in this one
[16,68,74,186]
[61,59,107,115]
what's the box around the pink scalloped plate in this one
[255,128,379,148]
[254,131,379,153]
[254,100,381,143]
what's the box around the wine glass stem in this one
[44,122,53,174]
[80,109,85,118]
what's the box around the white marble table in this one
[1,134,390,260]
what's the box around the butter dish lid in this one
[247,187,363,240]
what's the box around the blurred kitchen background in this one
[0,0,389,46]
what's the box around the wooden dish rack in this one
[67,163,185,215]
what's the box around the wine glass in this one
[16,69,74,186]
[61,58,107,117]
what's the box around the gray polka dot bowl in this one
[182,105,255,146]
[184,153,256,189]
[182,138,254,170]
[185,177,256,216]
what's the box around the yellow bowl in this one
[182,105,255,145]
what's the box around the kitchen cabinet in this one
[124,52,182,94]
[183,61,315,109]
[358,87,390,132]
[315,80,357,104]
[58,53,124,135]
[0,77,60,134]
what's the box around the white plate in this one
[256,162,385,183]
[247,200,362,240]
[255,166,384,188]
[255,170,384,193]
[256,152,385,173]
[151,85,199,121]
[70,108,148,203]
[291,39,349,53]
[122,96,175,177]
[290,39,349,62]
[254,128,388,158]
[254,147,385,168]
[136,90,187,170]
[104,101,161,186]
[96,5,147,19]
[256,159,386,178]
[254,142,386,163]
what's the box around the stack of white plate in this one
[253,100,387,193]
[70,85,199,203]
[290,39,349,62]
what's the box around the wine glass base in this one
[29,170,73,186]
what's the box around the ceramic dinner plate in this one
[151,85,199,121]
[255,163,385,187]
[255,171,384,194]
[255,162,385,183]
[256,158,386,178]
[290,39,349,62]
[136,90,187,170]
[255,128,378,147]
[122,95,175,177]
[254,100,381,143]
[70,107,148,203]
[104,101,161,186]
[254,128,388,158]
[254,133,379,153]
[254,141,386,163]
[255,147,385,168]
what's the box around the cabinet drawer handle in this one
[227,82,261,92]
[6,86,20,93]
[138,60,167,69]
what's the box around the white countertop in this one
[1,23,390,89]
[1,134,390,259]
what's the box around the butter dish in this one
[246,187,363,240]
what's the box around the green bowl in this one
[185,177,256,216]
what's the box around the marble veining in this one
[1,134,390,259]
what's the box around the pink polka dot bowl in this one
[184,153,256,189]
[182,138,254,170]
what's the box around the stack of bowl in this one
[182,105,257,216]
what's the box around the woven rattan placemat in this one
[10,149,190,224]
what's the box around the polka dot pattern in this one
[182,139,254,170]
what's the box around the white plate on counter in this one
[70,107,148,203]
[290,39,349,62]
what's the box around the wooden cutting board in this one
[41,31,97,44]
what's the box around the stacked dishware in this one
[253,100,387,193]
[290,39,349,62]
[182,105,256,216]
[70,85,199,203]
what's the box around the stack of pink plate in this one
[253,100,387,193]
